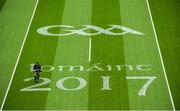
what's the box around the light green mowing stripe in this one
[3,0,65,109]
[88,0,129,109]
[0,0,37,106]
[45,0,91,109]
[120,0,173,110]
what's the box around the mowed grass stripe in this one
[3,0,65,109]
[45,0,91,109]
[149,0,180,109]
[88,0,129,109]
[120,0,173,109]
[0,0,37,107]
[0,0,6,12]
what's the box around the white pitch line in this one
[89,37,92,62]
[146,0,175,110]
[0,0,39,110]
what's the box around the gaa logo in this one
[37,25,144,36]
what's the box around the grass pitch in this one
[0,0,179,110]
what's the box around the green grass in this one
[0,0,37,107]
[88,0,129,109]
[149,0,180,109]
[120,0,172,109]
[0,0,179,110]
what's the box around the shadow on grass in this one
[0,0,7,12]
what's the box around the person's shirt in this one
[33,64,41,70]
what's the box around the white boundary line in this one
[0,0,39,110]
[146,0,175,110]
[0,0,175,110]
[89,37,92,62]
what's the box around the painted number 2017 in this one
[20,76,156,96]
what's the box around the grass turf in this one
[0,0,179,110]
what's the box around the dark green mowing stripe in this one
[3,0,65,110]
[149,0,180,109]
[0,0,6,12]
[88,0,129,109]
